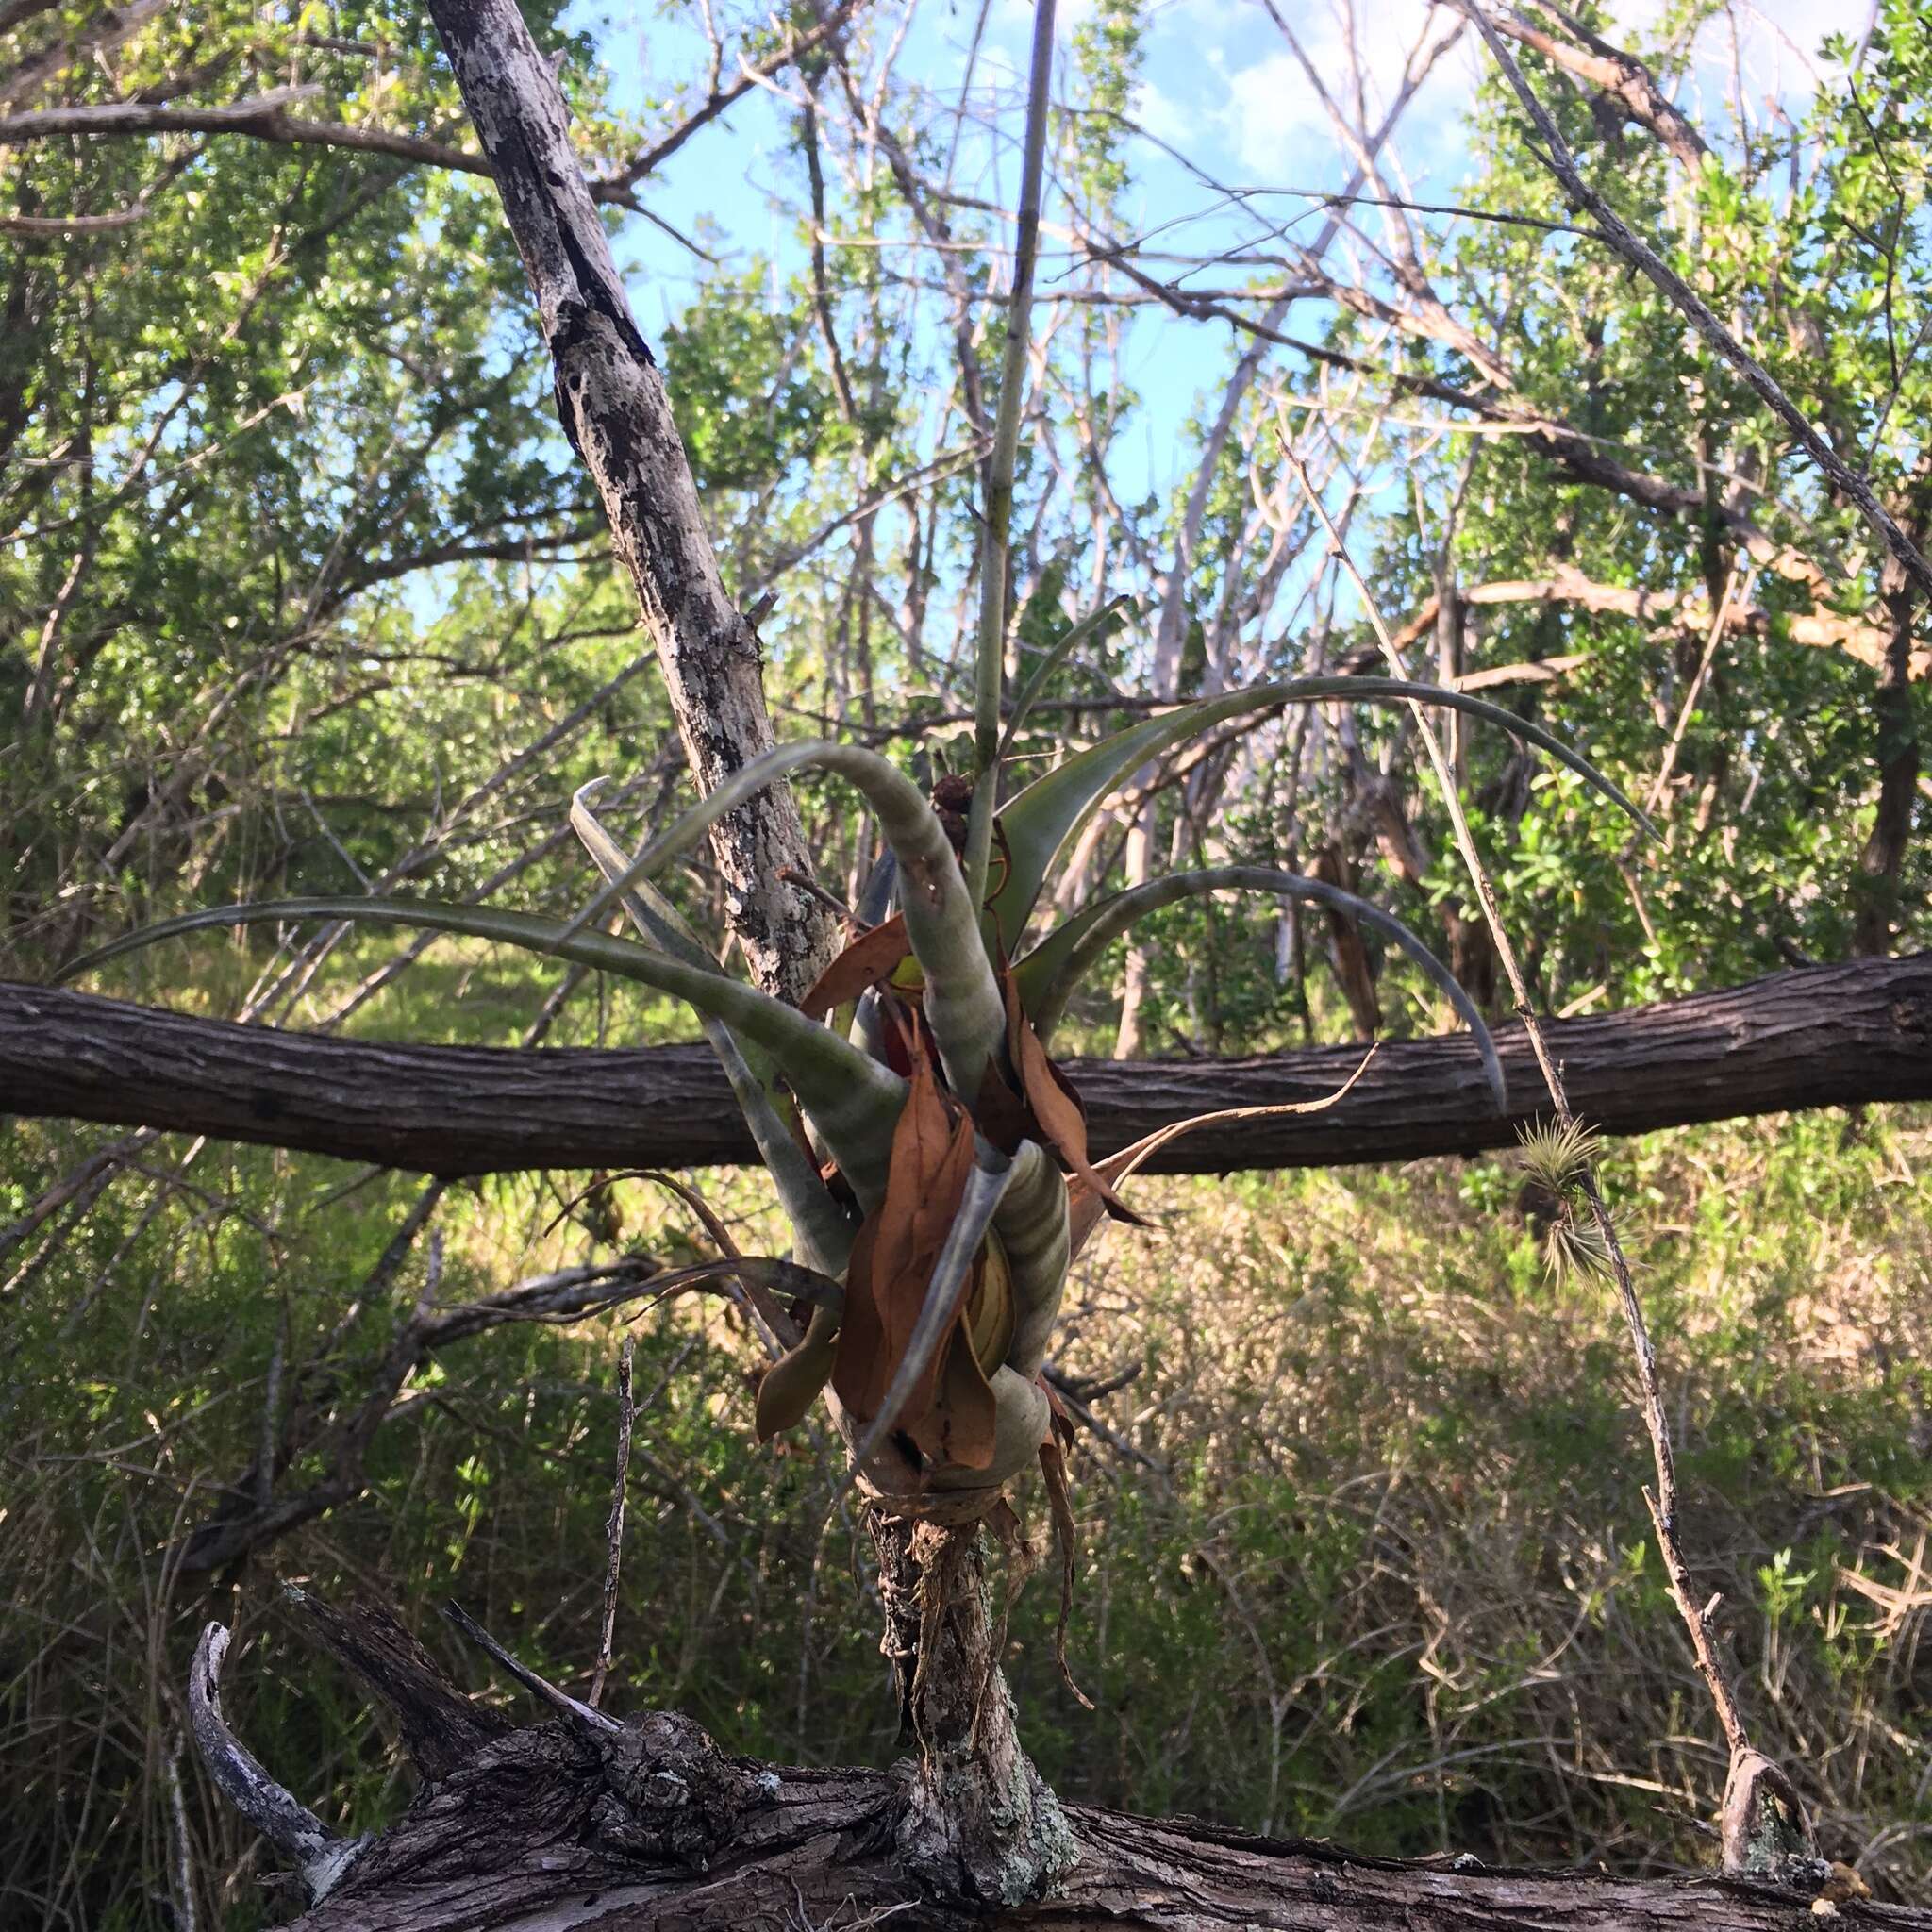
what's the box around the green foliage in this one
[0,0,673,983]
[9,1108,1929,1921]
[8,0,1932,1919]
[1069,0,1144,206]
[1316,0,1932,1011]
[662,266,835,491]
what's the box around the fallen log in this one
[300,1750,1905,1931]
[3,956,1927,1177]
[200,1597,1915,1932]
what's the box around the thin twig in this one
[1282,431,1757,1775]
[1646,565,1756,818]
[163,1733,199,1932]
[963,0,1058,908]
[589,1334,637,1709]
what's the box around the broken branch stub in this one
[188,1624,368,1905]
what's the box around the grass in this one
[2,1099,1929,1926]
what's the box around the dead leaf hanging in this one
[831,1046,975,1428]
[798,912,911,1021]
[839,1143,1019,1489]
[1002,974,1148,1227]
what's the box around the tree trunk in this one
[7,955,1930,1178]
[419,0,834,1007]
[1309,841,1385,1035]
[1852,467,1929,956]
[370,1,1067,1897]
[300,1752,1896,1932]
[868,1510,1076,1905]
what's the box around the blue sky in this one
[567,0,1849,511]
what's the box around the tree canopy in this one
[3,0,1930,1924]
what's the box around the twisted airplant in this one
[65,648,1648,1509]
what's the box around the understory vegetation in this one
[4,0,1931,1921]
[7,1094,1929,1924]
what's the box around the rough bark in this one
[296,1741,1909,1932]
[868,1511,1077,1907]
[7,956,1930,1175]
[419,0,834,1007]
[1852,470,1929,956]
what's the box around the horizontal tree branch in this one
[5,956,1927,1177]
[300,1750,1907,1930]
[1391,565,1921,680]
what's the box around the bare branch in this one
[187,1625,366,1905]
[1441,0,1708,169]
[588,1334,637,1710]
[591,0,869,194]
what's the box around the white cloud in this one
[1130,74,1197,152]
[1215,0,1461,184]
[1223,49,1335,177]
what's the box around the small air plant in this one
[1517,1116,1615,1281]
[66,628,1650,1515]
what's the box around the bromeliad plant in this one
[66,650,1651,1513]
[57,0,1652,1541]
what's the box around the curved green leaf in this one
[1016,865,1507,1110]
[568,741,1005,1104]
[991,1138,1069,1380]
[755,1302,841,1441]
[572,787,857,1266]
[998,594,1135,758]
[61,897,905,1206]
[986,676,1656,943]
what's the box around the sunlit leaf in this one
[987,676,1657,944]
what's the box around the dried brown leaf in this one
[831,1048,975,1431]
[1039,1434,1093,1708]
[798,912,910,1020]
[1004,975,1148,1228]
